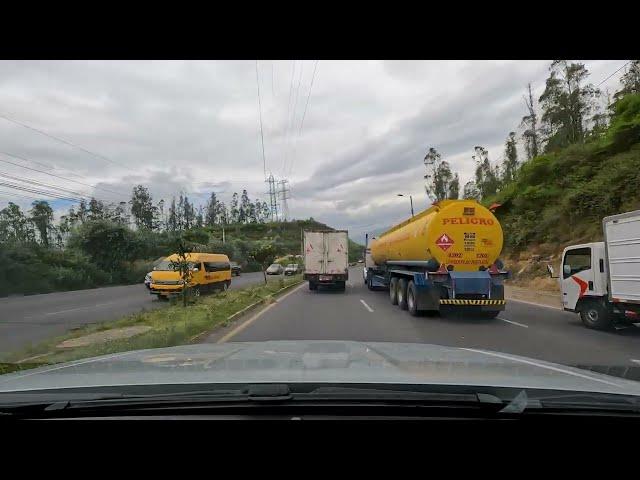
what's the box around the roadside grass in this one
[0,274,303,374]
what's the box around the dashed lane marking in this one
[497,316,529,328]
[359,299,374,313]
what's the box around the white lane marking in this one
[462,348,623,387]
[359,299,374,313]
[0,350,138,384]
[44,302,117,316]
[631,359,640,365]
[497,316,529,328]
[217,282,306,344]
[508,298,561,311]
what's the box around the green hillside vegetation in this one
[0,215,364,296]
[488,93,640,248]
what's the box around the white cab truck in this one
[303,230,349,291]
[548,209,640,329]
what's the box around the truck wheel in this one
[397,278,408,310]
[580,301,612,330]
[367,275,374,291]
[389,277,398,305]
[337,281,346,292]
[309,281,318,291]
[479,311,500,319]
[407,281,419,316]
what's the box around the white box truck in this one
[548,209,640,330]
[303,230,349,291]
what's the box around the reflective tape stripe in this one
[439,299,506,305]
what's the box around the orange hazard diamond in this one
[435,233,454,251]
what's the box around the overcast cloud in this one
[0,60,625,243]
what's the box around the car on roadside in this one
[230,261,241,276]
[284,264,299,276]
[266,263,284,275]
[144,272,152,289]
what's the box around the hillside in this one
[1,218,365,296]
[486,93,640,289]
[202,219,365,265]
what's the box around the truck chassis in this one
[365,261,507,317]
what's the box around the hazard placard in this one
[435,233,454,251]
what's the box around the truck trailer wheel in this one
[336,281,346,292]
[580,301,612,330]
[407,281,420,316]
[397,278,408,310]
[309,281,318,291]
[389,277,398,305]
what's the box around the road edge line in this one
[188,280,304,343]
[215,281,307,344]
[506,296,562,310]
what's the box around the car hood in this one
[1,341,639,395]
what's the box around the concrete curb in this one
[188,280,304,343]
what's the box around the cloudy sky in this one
[0,60,627,243]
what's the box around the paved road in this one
[0,272,267,355]
[209,267,640,379]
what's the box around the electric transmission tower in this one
[277,179,291,221]
[265,174,279,221]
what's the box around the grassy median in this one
[0,275,303,374]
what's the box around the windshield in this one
[2,59,639,412]
[153,260,198,271]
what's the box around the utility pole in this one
[397,193,414,217]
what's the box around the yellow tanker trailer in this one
[364,199,508,317]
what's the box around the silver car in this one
[284,264,299,275]
[266,263,284,275]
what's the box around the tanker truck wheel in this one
[389,277,399,305]
[397,278,408,310]
[407,281,420,317]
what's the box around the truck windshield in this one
[563,248,591,278]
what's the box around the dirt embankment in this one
[500,244,564,308]
[503,243,562,292]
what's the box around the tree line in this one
[424,60,640,202]
[0,187,273,249]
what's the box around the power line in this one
[597,61,630,87]
[299,60,320,136]
[282,61,297,176]
[284,61,305,178]
[0,180,85,203]
[0,189,40,201]
[256,60,267,179]
[0,170,110,203]
[288,60,320,179]
[0,151,127,199]
[0,112,129,169]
